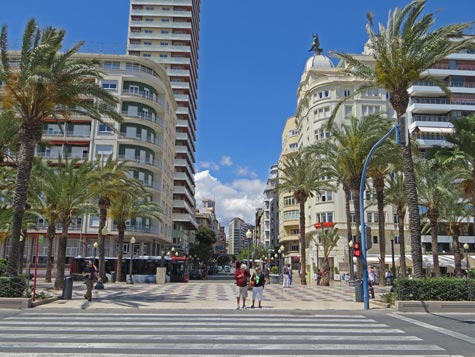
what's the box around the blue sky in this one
[2,0,474,225]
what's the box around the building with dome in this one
[278,36,398,280]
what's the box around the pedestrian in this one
[288,264,293,286]
[250,266,265,308]
[263,264,270,285]
[234,263,250,309]
[82,260,97,301]
[316,269,322,286]
[368,266,376,285]
[282,263,290,288]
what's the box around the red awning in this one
[314,222,334,229]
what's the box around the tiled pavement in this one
[37,279,391,310]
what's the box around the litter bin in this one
[111,271,116,283]
[62,276,73,300]
[354,279,363,302]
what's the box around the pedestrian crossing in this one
[0,312,451,356]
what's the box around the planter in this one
[269,274,280,284]
[0,298,30,309]
[396,300,475,313]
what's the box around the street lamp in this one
[246,229,252,269]
[348,240,354,281]
[93,241,98,268]
[463,243,470,277]
[127,236,136,284]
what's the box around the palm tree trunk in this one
[19,230,27,275]
[453,234,462,277]
[54,221,70,289]
[429,213,440,277]
[116,223,125,282]
[6,139,36,276]
[299,200,307,285]
[98,204,107,281]
[344,186,354,280]
[402,142,423,278]
[375,178,386,283]
[352,189,362,279]
[398,208,407,278]
[320,257,330,286]
[45,223,56,282]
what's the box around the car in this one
[189,269,202,280]
[224,265,230,273]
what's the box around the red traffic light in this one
[353,242,361,257]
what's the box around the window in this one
[98,124,113,135]
[160,54,169,58]
[289,143,298,151]
[102,80,118,91]
[103,62,120,70]
[128,85,139,94]
[317,191,333,203]
[160,42,169,46]
[289,129,298,136]
[366,212,379,223]
[143,54,151,57]
[343,89,351,97]
[393,214,399,224]
[161,19,170,22]
[144,30,153,33]
[314,128,331,141]
[344,106,353,118]
[161,30,169,34]
[96,145,113,157]
[283,196,297,207]
[290,228,299,235]
[362,105,381,116]
[145,18,154,22]
[372,236,378,244]
[144,42,152,46]
[283,210,299,221]
[315,212,333,223]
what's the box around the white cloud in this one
[235,165,258,178]
[197,161,219,171]
[194,170,265,226]
[220,155,233,167]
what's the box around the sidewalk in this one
[35,279,391,310]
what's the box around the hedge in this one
[395,277,475,301]
[0,276,27,298]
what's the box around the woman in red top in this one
[234,263,250,309]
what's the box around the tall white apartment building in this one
[1,54,177,261]
[262,164,279,250]
[407,43,475,252]
[127,0,201,252]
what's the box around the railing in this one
[124,89,165,106]
[119,134,163,148]
[413,80,475,88]
[431,64,475,71]
[411,97,475,106]
[117,155,162,169]
[121,111,164,128]
[412,115,450,122]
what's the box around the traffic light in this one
[353,242,362,257]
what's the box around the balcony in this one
[121,111,164,129]
[131,0,192,5]
[172,212,198,229]
[123,88,165,106]
[118,134,163,149]
[118,155,162,169]
[130,10,192,18]
[129,20,191,30]
[408,97,475,114]
[128,44,191,53]
[409,81,475,96]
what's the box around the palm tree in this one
[433,115,475,242]
[367,142,400,283]
[439,189,470,278]
[34,158,95,289]
[0,111,19,163]
[330,0,473,277]
[416,159,456,277]
[313,227,340,286]
[384,172,408,277]
[1,19,123,276]
[277,151,332,284]
[318,114,391,278]
[89,157,129,281]
[109,180,162,282]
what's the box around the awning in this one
[414,127,453,134]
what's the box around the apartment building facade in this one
[1,54,177,262]
[127,0,201,253]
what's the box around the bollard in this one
[62,276,73,300]
[111,271,116,283]
[354,279,364,302]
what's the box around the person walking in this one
[263,264,270,285]
[282,263,290,288]
[288,264,293,286]
[250,267,265,308]
[82,260,97,301]
[234,263,250,309]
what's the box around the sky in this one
[1,0,474,227]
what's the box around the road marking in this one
[390,313,475,345]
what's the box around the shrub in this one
[0,276,27,297]
[270,266,279,274]
[0,258,6,276]
[395,277,475,301]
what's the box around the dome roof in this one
[304,53,334,72]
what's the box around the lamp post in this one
[127,236,136,284]
[464,243,472,300]
[348,240,354,281]
[93,242,98,268]
[246,229,252,269]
